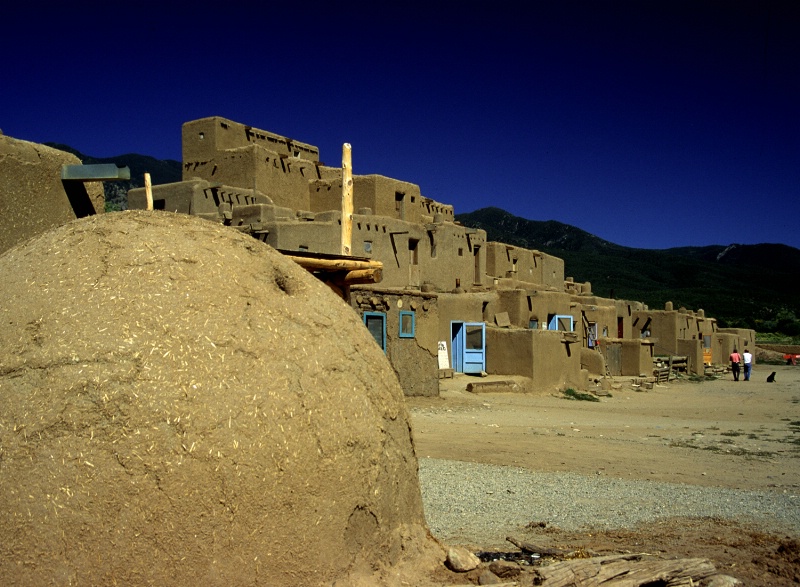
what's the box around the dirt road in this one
[408,363,800,586]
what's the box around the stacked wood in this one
[669,356,688,372]
[284,254,383,298]
[653,366,670,383]
[652,355,689,382]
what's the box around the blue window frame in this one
[363,312,386,352]
[548,314,574,331]
[399,311,415,338]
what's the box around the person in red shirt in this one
[730,348,742,381]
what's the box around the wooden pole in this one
[284,255,382,272]
[144,172,153,211]
[343,267,382,285]
[341,143,353,256]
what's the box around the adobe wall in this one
[529,290,575,330]
[356,176,423,223]
[308,175,453,225]
[484,243,564,289]
[621,339,654,376]
[308,177,345,212]
[485,243,539,281]
[182,144,317,211]
[491,289,530,328]
[489,289,574,330]
[677,338,704,375]
[485,327,534,378]
[632,310,679,355]
[717,327,756,350]
[578,301,618,347]
[713,332,740,365]
[613,299,644,339]
[683,312,703,341]
[182,118,456,230]
[533,330,583,390]
[715,328,756,366]
[633,302,755,364]
[564,277,592,296]
[259,212,341,254]
[128,179,277,223]
[695,309,717,339]
[182,117,319,164]
[144,194,485,294]
[539,252,565,289]
[351,289,440,396]
[0,134,104,254]
[435,293,488,345]
[485,328,583,391]
[580,347,606,375]
[367,218,484,291]
[260,212,486,291]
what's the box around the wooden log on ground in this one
[531,555,717,586]
[506,536,572,556]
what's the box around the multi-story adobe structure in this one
[128,116,753,396]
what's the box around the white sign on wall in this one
[437,341,449,369]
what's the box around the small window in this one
[363,312,387,352]
[399,311,415,338]
[529,319,539,330]
[409,239,419,265]
[547,314,574,331]
[465,325,483,350]
[363,241,373,253]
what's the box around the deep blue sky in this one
[3,1,798,250]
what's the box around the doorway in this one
[450,321,486,374]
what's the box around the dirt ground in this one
[409,363,800,586]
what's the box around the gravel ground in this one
[418,457,800,547]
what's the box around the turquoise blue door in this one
[450,321,485,374]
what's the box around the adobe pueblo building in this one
[128,116,755,396]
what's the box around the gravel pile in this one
[418,458,800,547]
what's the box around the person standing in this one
[742,348,753,381]
[730,348,742,381]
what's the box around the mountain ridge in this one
[455,207,800,335]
